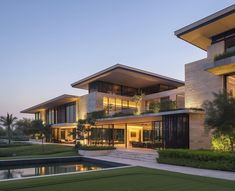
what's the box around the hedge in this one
[78,145,116,151]
[157,149,235,172]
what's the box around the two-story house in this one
[22,4,235,150]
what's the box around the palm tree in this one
[203,91,235,152]
[0,113,17,144]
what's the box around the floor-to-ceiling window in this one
[89,124,125,146]
[226,74,235,97]
[103,97,137,114]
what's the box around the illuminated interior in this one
[103,97,137,114]
[52,127,76,143]
[226,74,235,97]
[88,121,162,149]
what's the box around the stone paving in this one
[88,149,235,181]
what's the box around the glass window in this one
[154,121,162,143]
[122,100,128,109]
[109,98,116,112]
[47,109,55,125]
[225,36,235,52]
[113,129,124,144]
[226,74,235,97]
[113,85,121,95]
[129,100,137,108]
[35,112,41,120]
[103,97,108,106]
[66,103,76,123]
[115,98,122,111]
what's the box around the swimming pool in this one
[0,156,127,180]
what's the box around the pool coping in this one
[0,156,131,182]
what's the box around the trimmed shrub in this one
[78,145,116,151]
[212,134,231,151]
[157,149,235,171]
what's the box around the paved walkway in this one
[87,150,235,181]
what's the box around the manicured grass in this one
[0,167,235,191]
[0,144,78,159]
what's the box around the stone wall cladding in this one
[189,113,211,149]
[185,58,223,108]
[207,41,225,62]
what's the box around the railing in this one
[214,50,235,61]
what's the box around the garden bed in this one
[157,149,235,172]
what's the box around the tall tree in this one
[0,113,17,144]
[15,118,32,136]
[203,91,235,152]
[31,120,48,151]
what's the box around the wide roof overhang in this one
[21,94,79,114]
[175,5,235,51]
[71,64,184,90]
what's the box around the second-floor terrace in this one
[175,5,235,76]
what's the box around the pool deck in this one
[87,150,235,181]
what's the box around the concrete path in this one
[88,151,235,181]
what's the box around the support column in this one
[125,123,127,149]
[112,124,114,147]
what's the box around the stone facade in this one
[185,58,223,108]
[207,41,225,62]
[189,113,211,149]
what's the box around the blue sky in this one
[0,0,234,118]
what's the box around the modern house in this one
[22,5,235,150]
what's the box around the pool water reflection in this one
[0,162,104,180]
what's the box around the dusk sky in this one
[0,0,234,119]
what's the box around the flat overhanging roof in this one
[21,94,79,114]
[175,5,235,51]
[71,64,184,90]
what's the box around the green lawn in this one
[0,167,234,191]
[0,144,78,159]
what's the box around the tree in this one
[0,126,6,136]
[31,120,47,151]
[71,117,96,148]
[0,113,17,144]
[15,118,32,136]
[203,91,235,152]
[132,93,145,114]
[44,124,52,142]
[75,119,88,147]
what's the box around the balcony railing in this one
[214,50,235,61]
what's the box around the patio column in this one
[112,124,114,147]
[125,123,127,148]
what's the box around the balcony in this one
[206,52,235,75]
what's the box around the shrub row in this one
[157,149,235,171]
[78,145,116,151]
